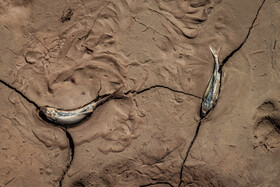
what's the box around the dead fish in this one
[39,87,123,126]
[201,46,221,117]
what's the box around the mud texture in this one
[0,0,280,186]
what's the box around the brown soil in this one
[0,0,279,186]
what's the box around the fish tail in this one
[209,45,218,58]
[209,45,220,68]
[95,85,126,106]
[111,84,126,97]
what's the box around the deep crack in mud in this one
[59,130,75,187]
[178,121,202,187]
[140,181,174,187]
[127,85,202,99]
[219,0,266,70]
[0,80,40,110]
[178,0,266,186]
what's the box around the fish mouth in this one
[200,107,208,118]
[38,110,62,127]
[39,108,52,123]
[38,107,60,125]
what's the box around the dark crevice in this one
[0,79,40,110]
[178,121,201,186]
[59,130,75,187]
[0,80,74,186]
[123,85,202,99]
[84,46,94,54]
[140,181,174,187]
[219,0,266,70]
[178,1,265,186]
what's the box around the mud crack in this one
[0,79,40,109]
[59,130,75,187]
[140,181,174,187]
[178,121,202,186]
[178,0,266,185]
[125,85,202,99]
[220,0,266,69]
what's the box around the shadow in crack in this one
[59,130,75,187]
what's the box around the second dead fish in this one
[201,46,221,117]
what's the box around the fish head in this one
[201,101,211,117]
[40,106,59,122]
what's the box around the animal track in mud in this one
[253,100,280,152]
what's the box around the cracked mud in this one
[0,0,280,186]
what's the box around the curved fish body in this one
[201,46,221,117]
[39,87,122,126]
[39,102,96,126]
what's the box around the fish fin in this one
[111,85,126,97]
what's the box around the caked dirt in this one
[0,0,279,186]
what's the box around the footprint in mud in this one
[253,100,280,152]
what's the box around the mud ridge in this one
[59,130,75,187]
[147,8,192,39]
[140,181,174,187]
[81,1,111,41]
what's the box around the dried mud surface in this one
[0,0,279,186]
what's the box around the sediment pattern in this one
[0,0,279,186]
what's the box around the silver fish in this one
[39,87,123,126]
[201,46,221,117]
